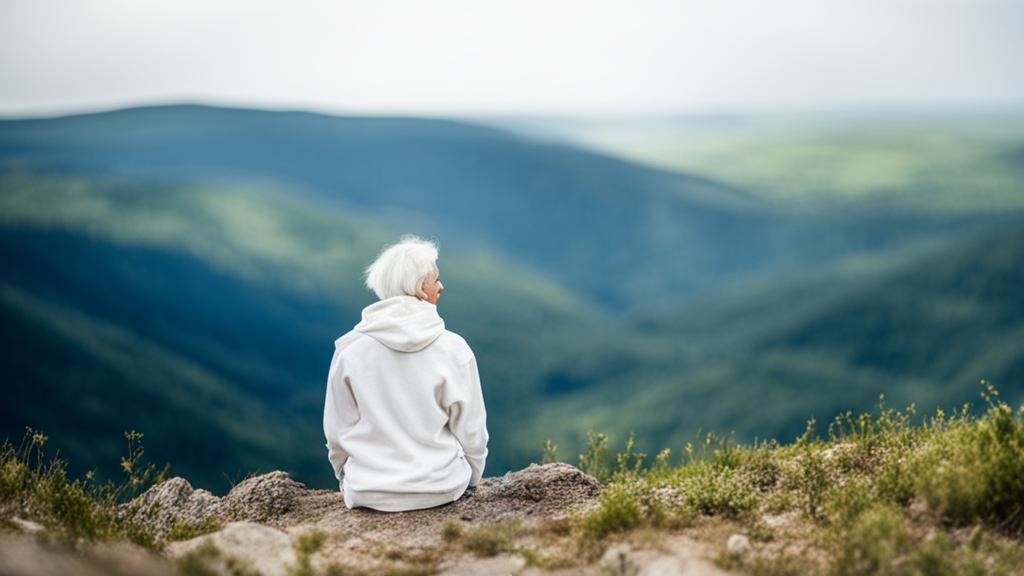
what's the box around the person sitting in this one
[323,235,488,512]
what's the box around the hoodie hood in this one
[352,296,445,352]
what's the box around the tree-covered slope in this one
[0,105,981,308]
[526,222,1024,457]
[0,172,619,490]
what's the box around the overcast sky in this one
[1,0,1022,118]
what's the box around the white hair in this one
[364,235,439,300]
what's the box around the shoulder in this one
[434,330,475,363]
[334,330,371,355]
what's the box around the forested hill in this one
[1,105,1019,491]
[0,104,982,308]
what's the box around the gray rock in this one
[599,536,737,576]
[437,554,527,576]
[118,476,221,538]
[167,521,297,576]
[487,463,602,508]
[0,534,174,576]
[120,471,308,538]
[221,471,306,521]
[9,517,44,534]
[726,533,751,560]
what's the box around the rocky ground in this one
[0,463,750,575]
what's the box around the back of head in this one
[364,235,439,300]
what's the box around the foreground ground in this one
[2,385,1024,575]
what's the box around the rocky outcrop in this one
[118,471,308,538]
[119,462,602,540]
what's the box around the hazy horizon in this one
[3,0,1023,119]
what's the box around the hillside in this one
[525,222,1024,457]
[0,105,982,308]
[487,111,1024,215]
[0,171,622,489]
[1,104,1020,493]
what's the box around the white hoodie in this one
[323,296,488,512]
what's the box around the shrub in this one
[0,428,167,548]
[829,503,910,576]
[909,383,1024,532]
[678,464,758,518]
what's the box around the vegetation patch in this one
[567,382,1024,573]
[0,428,167,549]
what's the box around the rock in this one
[167,521,297,576]
[599,536,737,576]
[600,543,637,575]
[9,517,43,534]
[120,471,308,538]
[221,471,307,522]
[0,534,174,576]
[726,533,751,560]
[487,463,602,510]
[118,477,221,538]
[437,554,526,576]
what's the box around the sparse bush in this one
[909,383,1024,532]
[677,464,758,518]
[577,481,645,539]
[0,427,167,548]
[578,431,610,482]
[828,503,910,576]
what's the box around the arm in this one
[323,347,358,484]
[447,353,489,486]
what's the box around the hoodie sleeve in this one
[446,351,489,486]
[323,347,358,485]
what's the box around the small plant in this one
[541,439,560,464]
[613,433,647,480]
[578,431,610,482]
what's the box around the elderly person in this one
[323,235,488,512]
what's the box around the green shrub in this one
[678,464,758,518]
[909,383,1024,532]
[578,482,645,539]
[829,503,910,576]
[0,428,167,548]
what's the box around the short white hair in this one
[364,235,439,300]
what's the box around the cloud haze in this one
[1,0,1022,116]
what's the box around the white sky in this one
[1,0,1022,117]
